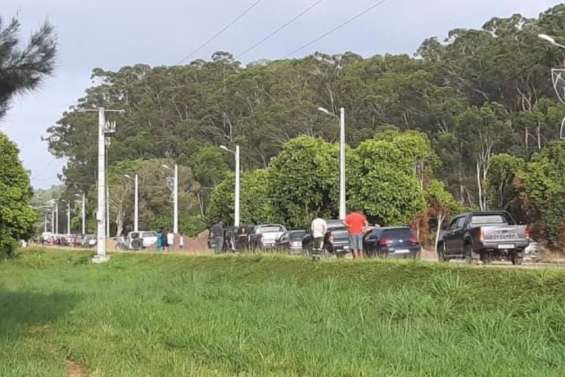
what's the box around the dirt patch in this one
[66,360,87,377]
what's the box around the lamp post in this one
[124,174,139,232]
[55,201,59,234]
[81,193,86,235]
[67,201,71,236]
[162,164,178,234]
[318,106,347,220]
[220,145,240,227]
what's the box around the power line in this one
[284,0,390,58]
[176,0,265,65]
[237,0,325,60]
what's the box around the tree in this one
[0,16,56,119]
[486,154,525,210]
[348,133,428,226]
[0,133,37,257]
[425,180,460,252]
[208,169,274,226]
[269,136,339,228]
[519,142,565,248]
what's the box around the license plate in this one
[394,249,410,254]
[498,244,515,249]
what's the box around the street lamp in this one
[220,145,240,227]
[318,106,347,220]
[162,164,179,234]
[538,34,565,49]
[124,174,139,232]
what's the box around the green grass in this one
[1,249,565,377]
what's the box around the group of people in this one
[311,209,369,259]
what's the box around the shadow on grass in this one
[0,290,80,340]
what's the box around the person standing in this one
[310,217,327,260]
[210,221,224,253]
[344,209,368,259]
[156,228,164,252]
[162,228,170,252]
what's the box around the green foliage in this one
[269,136,338,227]
[0,133,37,257]
[208,169,274,226]
[486,154,525,210]
[349,132,430,225]
[0,16,56,119]
[520,142,565,246]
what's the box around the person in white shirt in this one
[310,217,327,259]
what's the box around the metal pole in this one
[55,202,59,234]
[134,174,139,232]
[51,206,55,233]
[173,164,178,234]
[44,213,48,233]
[67,202,71,235]
[82,193,86,235]
[339,107,346,220]
[234,145,240,227]
[95,107,108,262]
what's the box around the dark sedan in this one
[303,220,351,257]
[364,227,421,258]
[275,230,307,253]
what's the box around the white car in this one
[127,231,158,250]
[253,224,287,249]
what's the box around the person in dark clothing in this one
[210,221,224,253]
[162,228,170,252]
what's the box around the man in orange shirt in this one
[344,209,368,259]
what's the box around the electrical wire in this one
[236,0,325,59]
[284,0,390,58]
[176,0,265,65]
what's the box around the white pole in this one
[234,145,240,227]
[67,202,71,235]
[134,174,139,232]
[339,107,346,220]
[106,154,110,237]
[81,193,86,235]
[51,206,55,233]
[44,213,48,233]
[55,202,59,234]
[95,107,108,262]
[173,164,178,234]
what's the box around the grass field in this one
[1,249,565,377]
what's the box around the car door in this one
[444,216,464,255]
[446,216,467,255]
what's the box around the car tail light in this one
[408,237,419,245]
[479,229,484,241]
[378,238,392,246]
[329,233,334,243]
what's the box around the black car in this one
[275,230,307,253]
[364,226,421,258]
[304,220,351,257]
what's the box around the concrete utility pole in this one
[174,164,178,234]
[67,202,71,236]
[44,213,48,233]
[83,106,121,263]
[318,106,347,220]
[51,205,55,233]
[82,193,86,235]
[55,202,59,234]
[220,145,240,227]
[125,174,139,232]
[134,174,139,232]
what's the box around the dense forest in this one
[46,5,565,248]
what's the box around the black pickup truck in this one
[438,211,529,265]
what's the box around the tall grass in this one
[1,249,565,376]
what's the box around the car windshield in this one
[289,231,305,240]
[470,215,509,225]
[382,229,414,239]
[258,226,284,233]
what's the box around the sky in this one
[1,0,561,189]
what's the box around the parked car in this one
[127,231,158,250]
[364,226,421,258]
[275,230,306,253]
[81,234,97,248]
[249,224,287,249]
[438,211,530,265]
[304,220,351,257]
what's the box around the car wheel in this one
[480,251,492,265]
[511,253,523,265]
[438,243,449,262]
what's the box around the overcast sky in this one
[1,0,561,189]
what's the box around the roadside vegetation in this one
[2,249,565,376]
